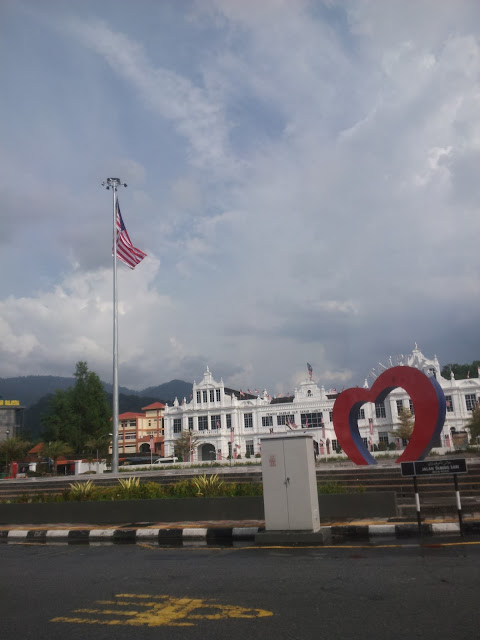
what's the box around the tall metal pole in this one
[112,181,119,474]
[102,177,127,475]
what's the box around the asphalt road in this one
[1,540,479,640]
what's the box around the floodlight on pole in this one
[101,178,127,474]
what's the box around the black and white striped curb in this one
[331,521,480,539]
[0,527,262,544]
[1,521,479,544]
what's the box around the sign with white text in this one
[401,459,467,477]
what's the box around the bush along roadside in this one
[0,476,264,504]
[0,476,365,504]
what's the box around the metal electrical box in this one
[260,432,320,531]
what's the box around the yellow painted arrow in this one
[52,593,273,627]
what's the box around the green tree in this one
[466,406,480,444]
[42,362,111,454]
[41,389,75,443]
[390,408,414,442]
[41,441,74,475]
[0,437,31,473]
[173,430,199,462]
[441,361,480,380]
[85,434,111,469]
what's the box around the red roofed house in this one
[115,402,165,457]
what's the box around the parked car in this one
[154,457,178,464]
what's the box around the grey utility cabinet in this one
[260,432,320,531]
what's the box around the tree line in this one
[1,361,112,473]
[441,361,480,380]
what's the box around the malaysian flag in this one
[149,435,154,452]
[321,418,326,440]
[369,418,374,435]
[115,200,147,269]
[287,417,298,429]
[307,363,313,380]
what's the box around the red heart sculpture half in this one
[332,366,445,465]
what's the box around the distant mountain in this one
[0,376,78,407]
[0,375,193,408]
[141,380,193,403]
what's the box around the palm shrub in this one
[41,441,74,475]
[116,477,144,499]
[67,480,97,501]
[193,474,225,497]
[0,437,31,473]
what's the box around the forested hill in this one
[140,380,193,402]
[24,391,168,441]
[0,375,193,408]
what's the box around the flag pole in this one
[102,177,127,474]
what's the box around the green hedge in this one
[1,478,366,504]
[1,479,264,504]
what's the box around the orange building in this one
[116,402,166,456]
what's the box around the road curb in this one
[1,521,479,544]
[1,527,263,544]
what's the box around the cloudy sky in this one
[1,0,479,395]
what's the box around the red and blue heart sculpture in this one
[332,366,446,465]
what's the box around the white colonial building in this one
[163,347,480,462]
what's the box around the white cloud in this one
[0,260,178,388]
[66,17,236,175]
[0,1,479,395]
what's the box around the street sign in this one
[401,458,467,477]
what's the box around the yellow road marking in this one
[137,540,480,551]
[51,593,273,627]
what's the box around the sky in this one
[1,0,479,396]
